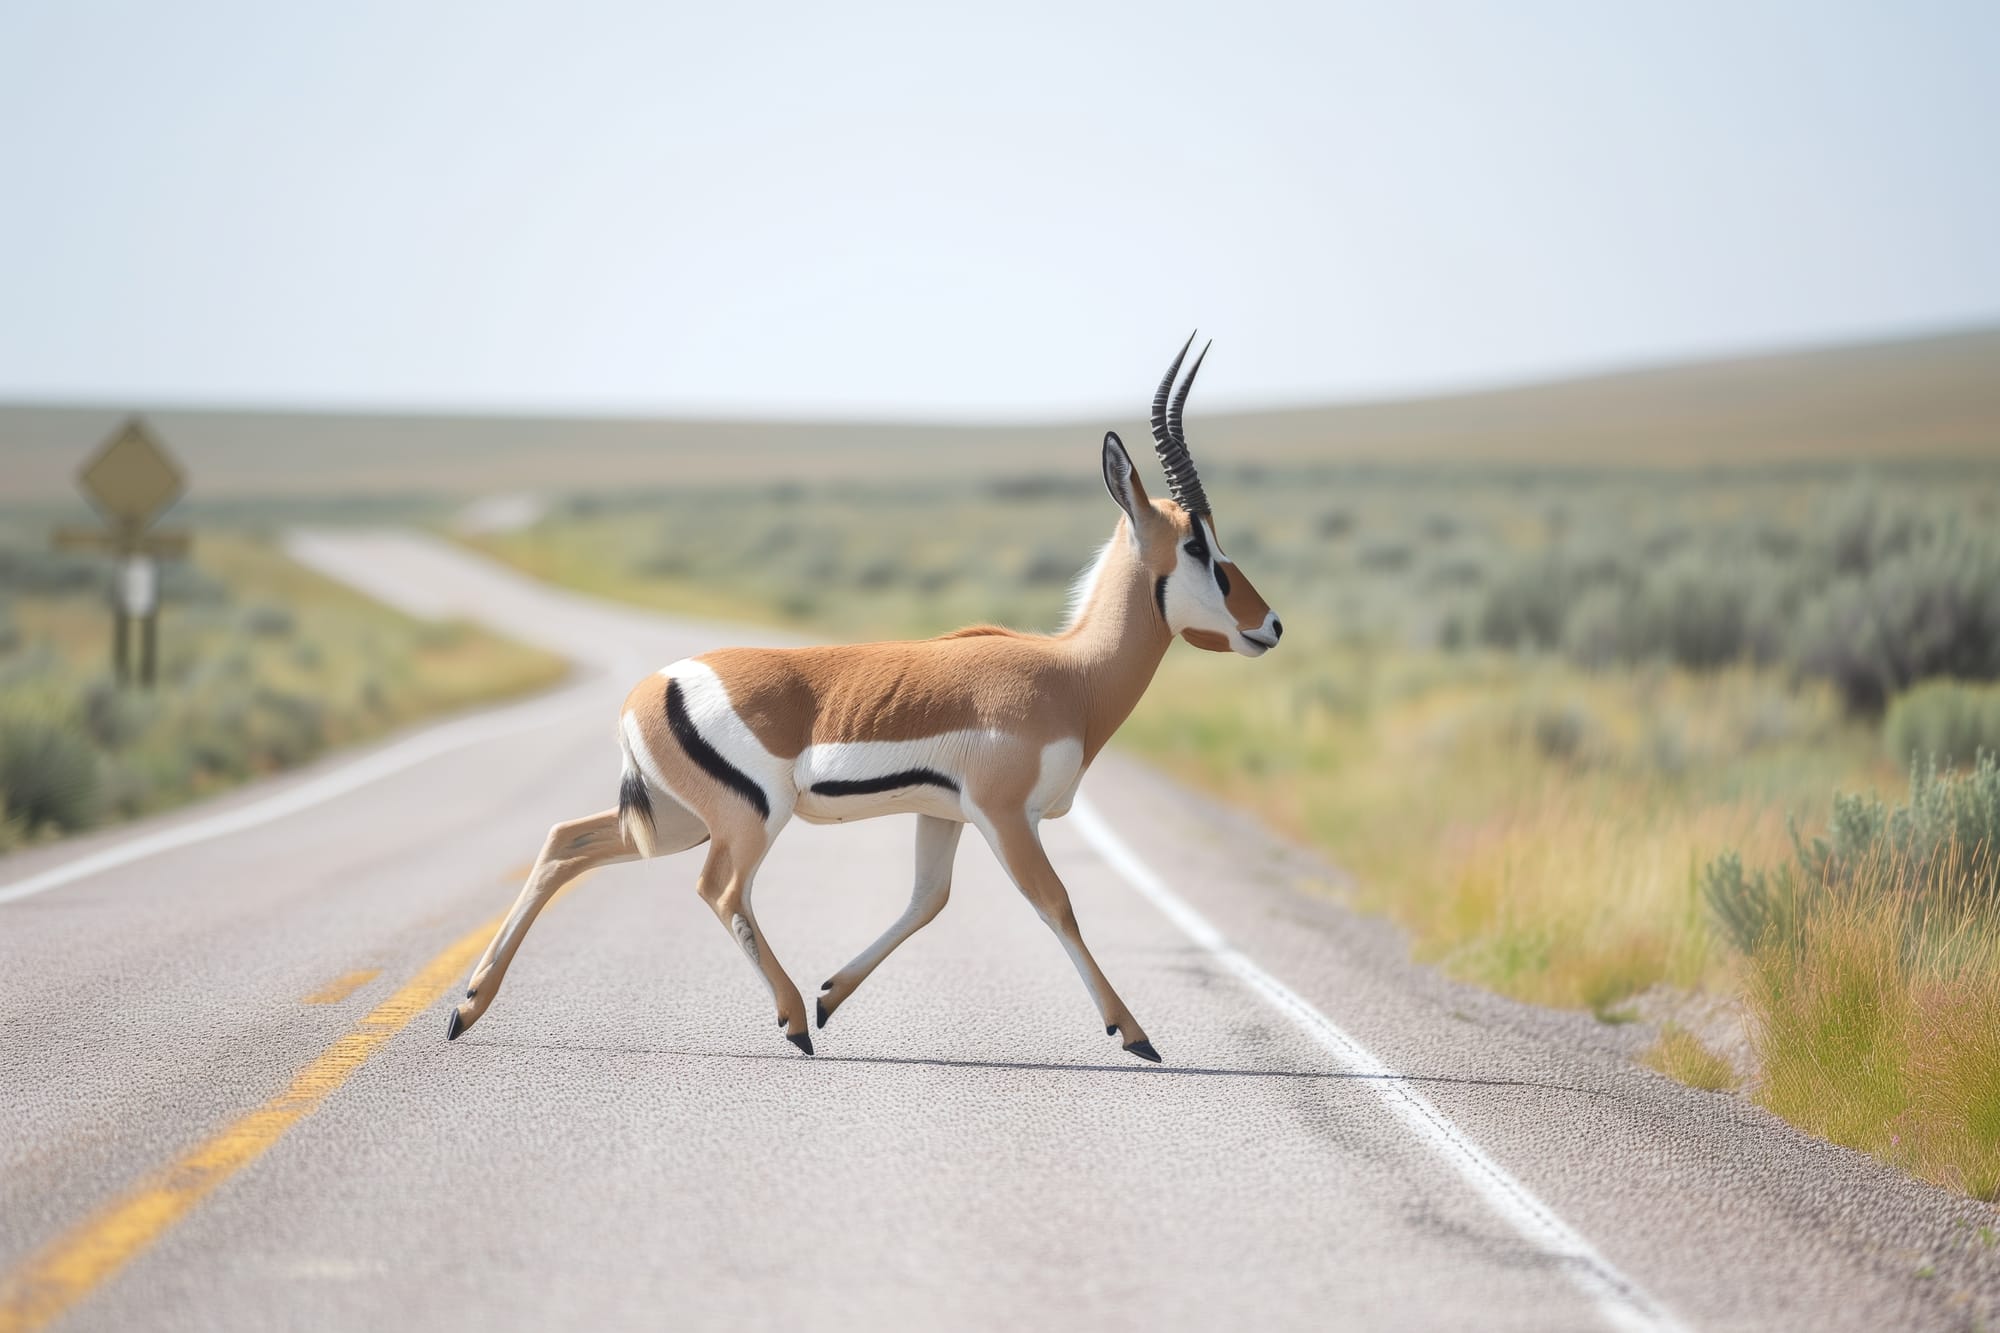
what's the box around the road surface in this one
[4,532,1996,1332]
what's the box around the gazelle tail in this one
[617,736,659,858]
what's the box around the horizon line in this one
[2,318,1993,429]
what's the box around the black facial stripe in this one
[1154,575,1169,621]
[811,768,959,798]
[1214,563,1231,596]
[665,678,770,819]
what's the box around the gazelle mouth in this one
[1240,631,1278,650]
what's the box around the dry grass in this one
[1644,1024,1739,1092]
[1738,831,2000,1199]
[1121,647,1874,1015]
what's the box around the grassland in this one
[460,452,2000,1198]
[0,524,566,851]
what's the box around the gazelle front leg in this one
[977,809,1160,1063]
[817,814,963,1029]
[695,839,814,1054]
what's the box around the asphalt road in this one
[5,532,1997,1332]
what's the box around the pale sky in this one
[2,2,1996,418]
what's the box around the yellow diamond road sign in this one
[79,419,185,528]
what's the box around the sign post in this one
[51,419,192,688]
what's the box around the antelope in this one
[446,335,1282,1063]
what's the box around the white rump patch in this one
[654,658,794,828]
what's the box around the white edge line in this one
[1069,793,1691,1333]
[0,685,598,906]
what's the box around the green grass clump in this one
[1643,1024,1738,1092]
[1708,754,2000,1196]
[1887,681,2000,768]
[0,712,99,834]
[1744,902,2000,1198]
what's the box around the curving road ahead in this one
[3,532,1996,1332]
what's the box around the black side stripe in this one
[1154,575,1170,622]
[664,678,770,819]
[812,768,959,798]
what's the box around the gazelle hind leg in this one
[695,834,814,1053]
[448,809,650,1040]
[817,815,962,1029]
[978,809,1159,1063]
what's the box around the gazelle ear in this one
[1101,431,1149,525]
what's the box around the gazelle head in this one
[1100,334,1283,657]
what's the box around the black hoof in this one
[1124,1039,1162,1064]
[787,1030,815,1056]
[445,1008,464,1041]
[816,997,830,1030]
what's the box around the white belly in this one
[788,734,1087,825]
[792,735,971,825]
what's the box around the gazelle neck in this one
[1058,523,1174,760]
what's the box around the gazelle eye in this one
[1183,540,1202,561]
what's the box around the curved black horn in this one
[1153,336,1212,517]
[1150,331,1196,458]
[1167,338,1211,455]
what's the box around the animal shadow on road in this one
[457,1037,1611,1099]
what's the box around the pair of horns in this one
[1149,332,1212,517]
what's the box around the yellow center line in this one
[302,967,381,1005]
[0,912,503,1333]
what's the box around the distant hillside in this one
[3,328,1996,501]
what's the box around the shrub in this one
[81,680,157,750]
[0,715,99,833]
[1356,539,1414,573]
[1885,681,2000,768]
[1561,586,1628,668]
[1315,509,1355,538]
[1791,532,2000,713]
[1644,566,1754,670]
[1018,548,1076,587]
[1478,561,1573,651]
[1450,490,2000,712]
[1424,555,1484,589]
[1525,704,1595,764]
[249,688,327,767]
[855,558,903,590]
[0,547,100,595]
[1703,753,2000,950]
[1420,513,1460,542]
[1823,485,1926,576]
